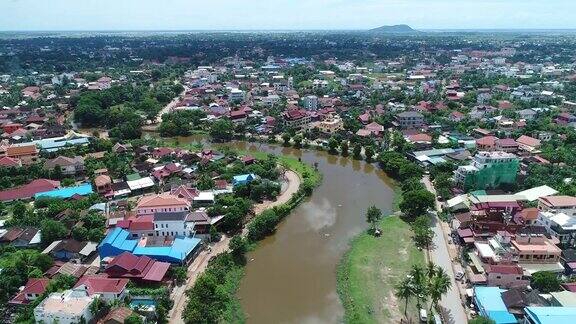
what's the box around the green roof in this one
[126,173,142,181]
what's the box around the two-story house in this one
[44,156,85,176]
[395,111,424,129]
[538,196,576,216]
[136,194,191,217]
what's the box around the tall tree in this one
[366,205,383,234]
[395,277,413,319]
[428,266,451,315]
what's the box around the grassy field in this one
[337,215,425,324]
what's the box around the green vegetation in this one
[183,152,321,323]
[365,205,382,234]
[531,271,562,293]
[337,216,425,323]
[469,317,496,324]
[158,110,207,137]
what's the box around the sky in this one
[1,0,576,31]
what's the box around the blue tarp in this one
[35,183,93,199]
[474,287,517,324]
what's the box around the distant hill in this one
[368,24,420,34]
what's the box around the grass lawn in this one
[337,215,425,324]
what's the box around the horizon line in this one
[2,27,576,33]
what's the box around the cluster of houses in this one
[0,141,260,323]
[443,184,576,323]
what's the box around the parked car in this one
[455,270,465,281]
[419,309,428,322]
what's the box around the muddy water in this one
[144,134,396,323]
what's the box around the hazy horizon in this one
[1,0,576,31]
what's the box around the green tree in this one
[281,133,291,146]
[469,317,496,324]
[340,141,349,157]
[229,235,248,264]
[328,137,339,155]
[183,273,228,323]
[428,266,451,315]
[170,266,188,285]
[409,264,428,308]
[209,119,234,142]
[395,277,413,319]
[364,146,375,162]
[531,271,561,293]
[353,143,362,160]
[412,216,434,250]
[124,314,144,324]
[293,135,303,148]
[399,189,435,219]
[40,219,68,247]
[366,205,383,234]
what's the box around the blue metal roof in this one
[33,136,90,152]
[35,183,93,199]
[474,287,517,324]
[525,307,576,324]
[99,227,200,263]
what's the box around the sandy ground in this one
[168,170,301,323]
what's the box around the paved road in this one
[422,176,468,324]
[155,85,187,123]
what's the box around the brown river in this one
[145,134,397,323]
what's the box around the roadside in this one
[252,170,300,215]
[422,176,468,324]
[337,215,425,323]
[155,86,187,124]
[168,169,301,323]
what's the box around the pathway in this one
[422,176,468,324]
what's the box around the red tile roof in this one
[516,135,541,148]
[0,178,60,201]
[9,278,50,305]
[74,276,128,295]
[0,156,21,167]
[105,252,169,282]
[539,196,576,208]
[486,264,523,275]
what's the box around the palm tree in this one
[425,261,436,280]
[428,267,451,315]
[395,278,413,319]
[409,264,428,308]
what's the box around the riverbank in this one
[175,150,321,323]
[336,215,425,323]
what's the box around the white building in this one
[229,88,245,102]
[302,95,318,110]
[538,211,576,247]
[153,211,195,237]
[34,290,95,324]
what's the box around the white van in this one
[419,309,428,322]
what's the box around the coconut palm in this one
[409,264,428,308]
[394,277,413,319]
[428,267,451,315]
